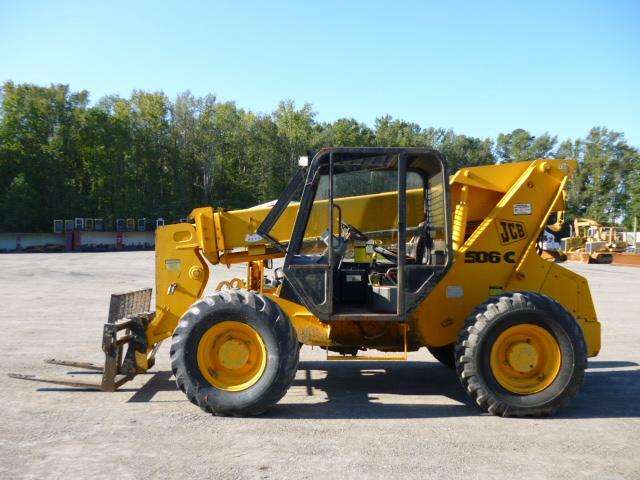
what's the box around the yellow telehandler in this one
[11,148,601,417]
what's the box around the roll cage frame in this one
[259,147,453,322]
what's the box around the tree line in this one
[1,81,638,232]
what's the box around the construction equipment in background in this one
[562,218,628,264]
[539,229,567,263]
[11,148,601,417]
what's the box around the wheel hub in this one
[506,341,538,373]
[197,321,267,391]
[489,323,561,394]
[218,338,251,370]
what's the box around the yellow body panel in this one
[145,223,209,346]
[263,293,331,346]
[141,158,600,374]
[413,160,600,355]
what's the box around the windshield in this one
[298,169,425,259]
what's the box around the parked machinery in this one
[12,148,601,417]
[562,218,627,263]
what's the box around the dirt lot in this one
[1,252,639,480]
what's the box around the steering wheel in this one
[340,221,369,242]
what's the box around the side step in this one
[8,288,155,391]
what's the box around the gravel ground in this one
[1,252,639,480]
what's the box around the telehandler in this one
[11,148,601,417]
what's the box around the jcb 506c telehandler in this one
[12,148,601,417]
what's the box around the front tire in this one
[170,290,299,416]
[455,292,587,417]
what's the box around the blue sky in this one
[1,0,639,145]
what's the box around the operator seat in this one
[407,222,429,264]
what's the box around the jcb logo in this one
[496,219,526,245]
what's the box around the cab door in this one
[282,152,336,319]
[281,148,452,321]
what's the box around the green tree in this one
[272,100,318,192]
[170,91,218,211]
[0,81,88,230]
[626,154,640,229]
[557,127,635,224]
[373,115,426,147]
[438,131,495,172]
[319,118,375,147]
[1,80,638,234]
[496,129,557,163]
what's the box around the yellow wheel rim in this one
[489,324,561,394]
[197,321,267,392]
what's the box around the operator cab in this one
[259,148,452,322]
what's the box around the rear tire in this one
[455,292,587,417]
[170,290,299,416]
